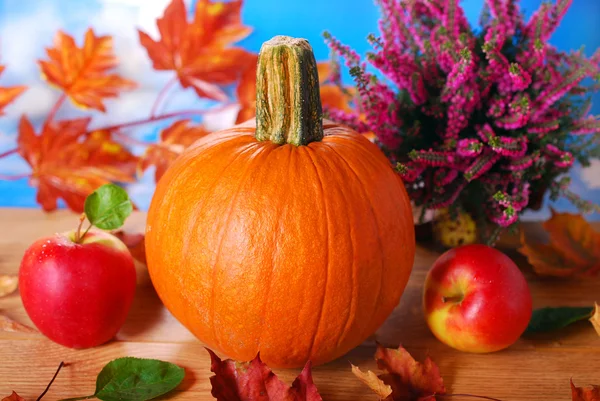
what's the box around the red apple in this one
[19,229,136,348]
[423,244,532,353]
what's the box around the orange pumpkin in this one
[146,36,415,368]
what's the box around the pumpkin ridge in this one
[302,145,331,362]
[325,141,386,342]
[208,142,277,352]
[255,144,294,356]
[324,143,366,349]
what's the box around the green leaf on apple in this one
[84,184,133,230]
[525,306,594,334]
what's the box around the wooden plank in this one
[1,208,599,400]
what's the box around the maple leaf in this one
[0,275,18,298]
[138,119,209,182]
[518,210,600,277]
[139,0,254,101]
[591,303,600,337]
[38,29,136,112]
[1,392,25,401]
[571,379,600,401]
[0,66,26,115]
[17,116,137,212]
[235,60,355,124]
[207,348,323,401]
[352,345,446,401]
[0,315,37,333]
[114,231,146,265]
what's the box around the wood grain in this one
[0,208,599,400]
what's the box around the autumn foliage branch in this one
[0,0,352,212]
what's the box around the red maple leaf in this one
[1,392,25,401]
[0,66,26,115]
[38,29,136,112]
[138,119,210,182]
[17,116,137,212]
[572,379,600,401]
[139,0,254,101]
[352,345,446,401]
[207,348,322,401]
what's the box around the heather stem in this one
[0,148,18,159]
[86,104,234,135]
[47,94,67,123]
[150,77,178,117]
[0,173,30,181]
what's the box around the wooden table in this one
[0,208,598,400]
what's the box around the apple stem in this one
[442,295,464,304]
[36,361,65,401]
[439,393,504,401]
[74,214,86,243]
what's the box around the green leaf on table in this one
[84,183,133,230]
[525,306,594,334]
[94,357,185,401]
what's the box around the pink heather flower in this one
[509,63,532,91]
[457,138,483,157]
[324,0,600,235]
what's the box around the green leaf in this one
[94,357,185,401]
[524,306,594,334]
[84,184,133,230]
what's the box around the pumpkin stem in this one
[255,36,324,146]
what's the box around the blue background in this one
[0,0,598,219]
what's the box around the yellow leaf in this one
[591,303,600,337]
[351,365,393,399]
[0,275,18,298]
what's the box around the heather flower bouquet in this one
[325,0,600,242]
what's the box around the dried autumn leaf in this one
[139,0,254,101]
[207,348,323,401]
[0,66,26,115]
[518,210,600,277]
[17,116,137,212]
[351,365,392,399]
[0,315,37,333]
[235,60,355,124]
[1,392,25,401]
[591,303,600,337]
[352,345,446,401]
[39,29,136,112]
[138,119,209,182]
[571,379,600,401]
[114,231,146,265]
[0,275,18,298]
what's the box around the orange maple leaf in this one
[139,0,254,101]
[571,379,600,401]
[1,392,25,401]
[352,345,446,401]
[235,59,355,124]
[138,119,209,182]
[17,116,137,212]
[207,348,323,400]
[591,303,600,337]
[0,66,26,115]
[38,29,136,112]
[518,210,600,277]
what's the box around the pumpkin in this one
[146,36,415,368]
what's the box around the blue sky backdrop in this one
[0,0,599,219]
